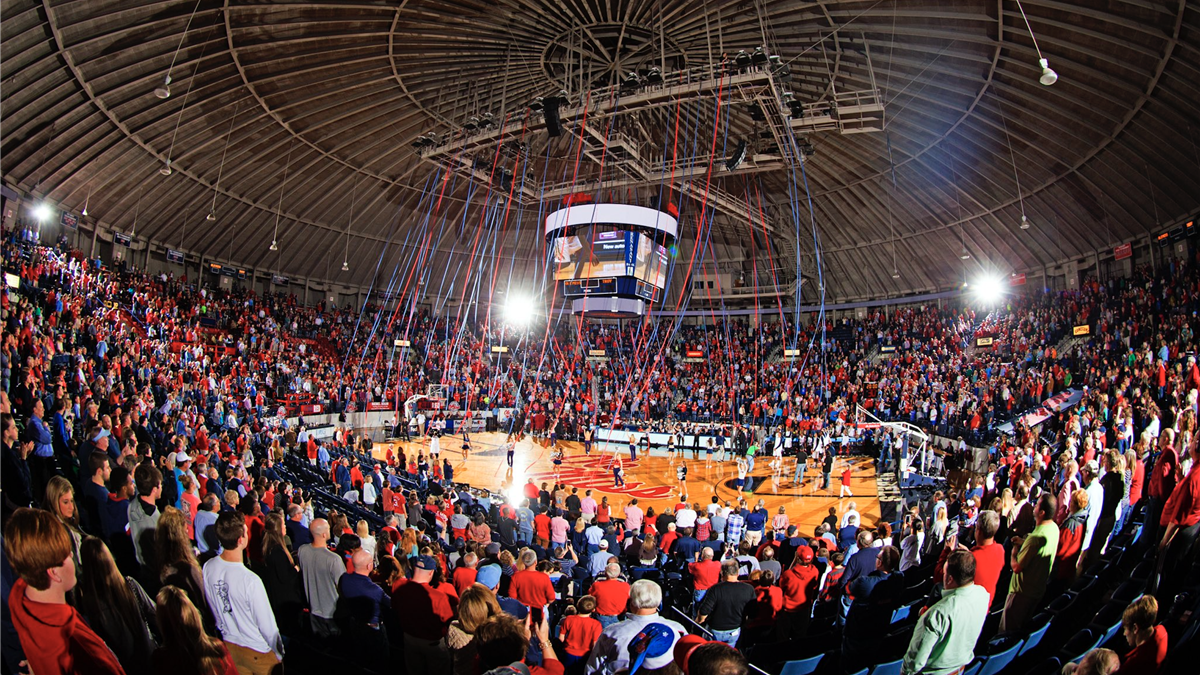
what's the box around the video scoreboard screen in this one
[554,230,668,289]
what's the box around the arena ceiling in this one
[3,1,1199,303]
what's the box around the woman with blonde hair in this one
[356,519,377,558]
[78,537,158,675]
[399,527,419,559]
[153,586,238,675]
[42,475,83,572]
[447,584,502,675]
[771,505,789,534]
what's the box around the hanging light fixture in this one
[207,102,240,223]
[884,135,901,280]
[81,184,91,216]
[341,176,359,273]
[160,30,210,179]
[1014,0,1057,85]
[269,138,297,252]
[154,0,204,99]
[998,98,1031,231]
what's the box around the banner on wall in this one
[166,249,185,264]
[272,274,290,286]
[1009,273,1026,286]
[60,212,78,230]
[1113,242,1133,260]
[113,233,132,247]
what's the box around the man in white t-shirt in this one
[674,503,697,530]
[202,511,283,674]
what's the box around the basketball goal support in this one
[854,405,934,475]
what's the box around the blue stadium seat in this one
[1088,602,1125,647]
[977,638,1023,675]
[1019,614,1052,657]
[890,603,911,624]
[1059,629,1101,664]
[778,654,824,675]
[1025,657,1063,675]
[869,659,902,675]
[961,656,986,675]
[1111,580,1143,605]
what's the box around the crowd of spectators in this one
[2,233,1199,675]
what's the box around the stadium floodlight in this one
[33,203,52,222]
[973,275,1005,304]
[504,292,537,327]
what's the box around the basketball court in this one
[371,431,881,534]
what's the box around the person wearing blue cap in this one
[584,580,686,675]
[476,563,531,621]
[394,554,457,675]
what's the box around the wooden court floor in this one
[374,431,881,536]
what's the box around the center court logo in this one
[526,455,674,499]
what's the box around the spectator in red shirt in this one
[393,555,458,675]
[588,563,631,629]
[970,510,1006,607]
[508,550,557,611]
[1154,439,1200,602]
[452,552,479,595]
[534,511,552,547]
[1146,434,1179,544]
[1115,595,1167,675]
[1056,490,1090,586]
[776,545,819,640]
[557,596,602,674]
[688,546,722,607]
[5,508,125,675]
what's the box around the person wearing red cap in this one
[776,544,819,641]
[673,636,749,675]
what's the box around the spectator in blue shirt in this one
[26,399,55,499]
[194,493,222,554]
[744,505,767,547]
[339,550,392,672]
[838,515,860,551]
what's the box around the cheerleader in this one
[552,447,564,482]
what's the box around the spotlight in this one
[973,275,1005,304]
[646,67,663,85]
[752,46,768,65]
[892,271,901,279]
[206,212,216,221]
[503,292,536,327]
[735,50,752,69]
[464,116,480,131]
[154,74,172,99]
[621,72,641,91]
[960,252,971,260]
[1038,58,1057,86]
[269,240,278,251]
[1020,215,1030,230]
[341,260,349,271]
[159,160,173,176]
[530,97,544,112]
[32,203,52,222]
